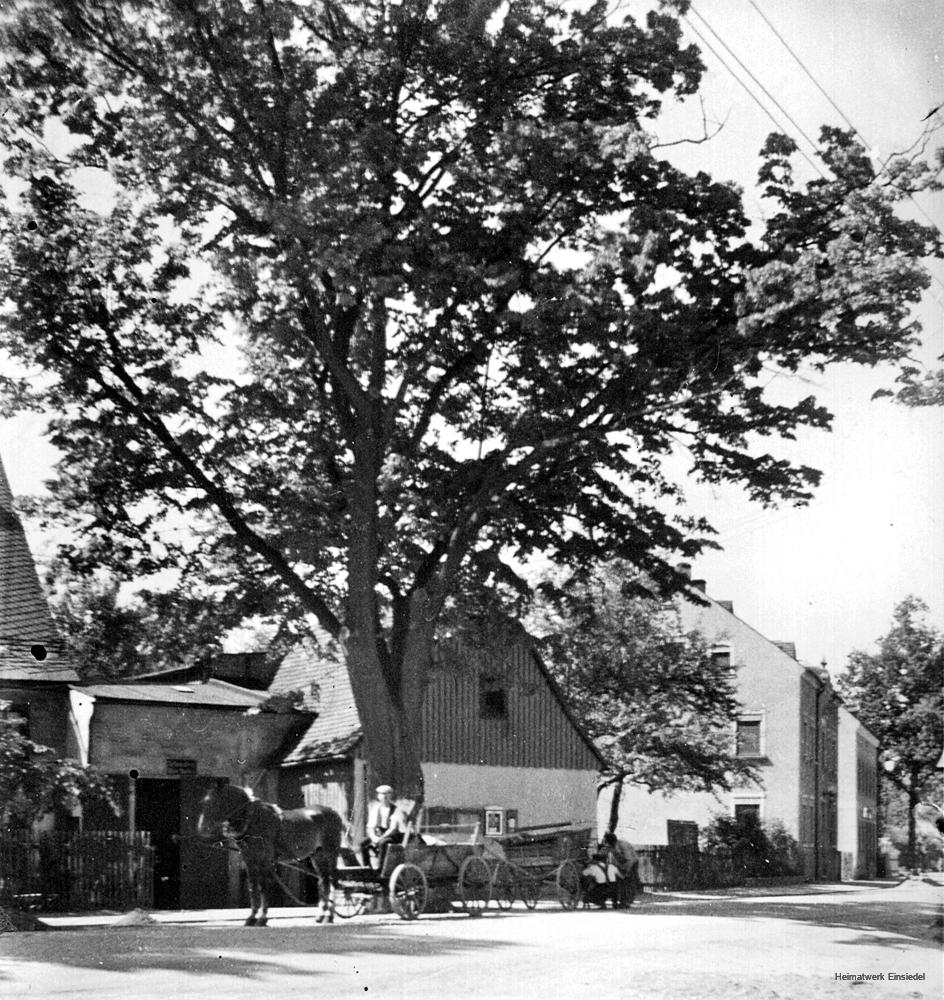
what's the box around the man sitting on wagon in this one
[362,784,408,870]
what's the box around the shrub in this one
[702,812,802,878]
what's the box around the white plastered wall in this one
[422,762,598,833]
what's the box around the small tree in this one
[837,597,944,859]
[0,705,117,828]
[535,564,757,833]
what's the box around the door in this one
[135,779,181,909]
[178,777,232,909]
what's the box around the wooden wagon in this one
[487,823,591,910]
[333,828,491,920]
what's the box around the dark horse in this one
[197,783,343,926]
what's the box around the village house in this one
[269,632,605,847]
[603,567,848,882]
[0,458,80,820]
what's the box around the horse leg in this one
[313,851,334,924]
[245,876,260,927]
[256,869,272,927]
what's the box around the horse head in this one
[197,782,253,840]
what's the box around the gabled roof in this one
[71,678,272,709]
[0,455,78,683]
[271,631,605,770]
[270,636,362,764]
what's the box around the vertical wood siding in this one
[420,640,599,771]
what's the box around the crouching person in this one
[581,851,622,908]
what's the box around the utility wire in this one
[747,0,944,275]
[688,3,827,178]
[681,17,825,180]
[747,0,859,137]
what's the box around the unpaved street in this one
[1,877,940,1000]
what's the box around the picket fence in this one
[0,828,153,912]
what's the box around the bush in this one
[702,813,802,878]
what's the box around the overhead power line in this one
[747,0,944,263]
[687,3,827,178]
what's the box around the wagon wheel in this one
[518,871,540,910]
[458,855,491,914]
[555,859,582,910]
[389,863,428,920]
[489,860,516,910]
[332,886,366,919]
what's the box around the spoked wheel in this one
[389,863,428,920]
[332,886,367,919]
[489,860,516,910]
[555,860,582,910]
[519,872,540,910]
[458,855,491,914]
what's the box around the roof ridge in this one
[0,450,78,683]
[0,454,13,511]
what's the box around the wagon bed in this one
[334,832,490,919]
[489,824,592,910]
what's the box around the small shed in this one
[70,679,313,908]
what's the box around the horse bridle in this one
[214,796,251,841]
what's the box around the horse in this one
[196,783,343,926]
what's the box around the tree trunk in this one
[597,770,627,836]
[907,772,919,867]
[343,629,426,808]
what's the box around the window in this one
[736,719,762,757]
[734,803,761,823]
[667,820,699,846]
[479,674,507,719]
[710,644,732,671]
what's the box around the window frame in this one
[735,712,765,759]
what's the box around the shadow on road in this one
[0,919,516,982]
[634,891,942,951]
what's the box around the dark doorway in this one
[135,779,181,909]
[178,777,231,908]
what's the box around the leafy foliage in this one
[837,597,944,855]
[534,564,755,794]
[41,553,284,681]
[0,705,117,826]
[702,811,802,878]
[0,1,940,795]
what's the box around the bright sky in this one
[652,0,944,671]
[0,0,941,673]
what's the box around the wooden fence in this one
[636,844,740,891]
[0,829,153,912]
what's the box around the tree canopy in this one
[534,563,756,821]
[0,0,940,800]
[837,596,944,858]
[42,556,233,681]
